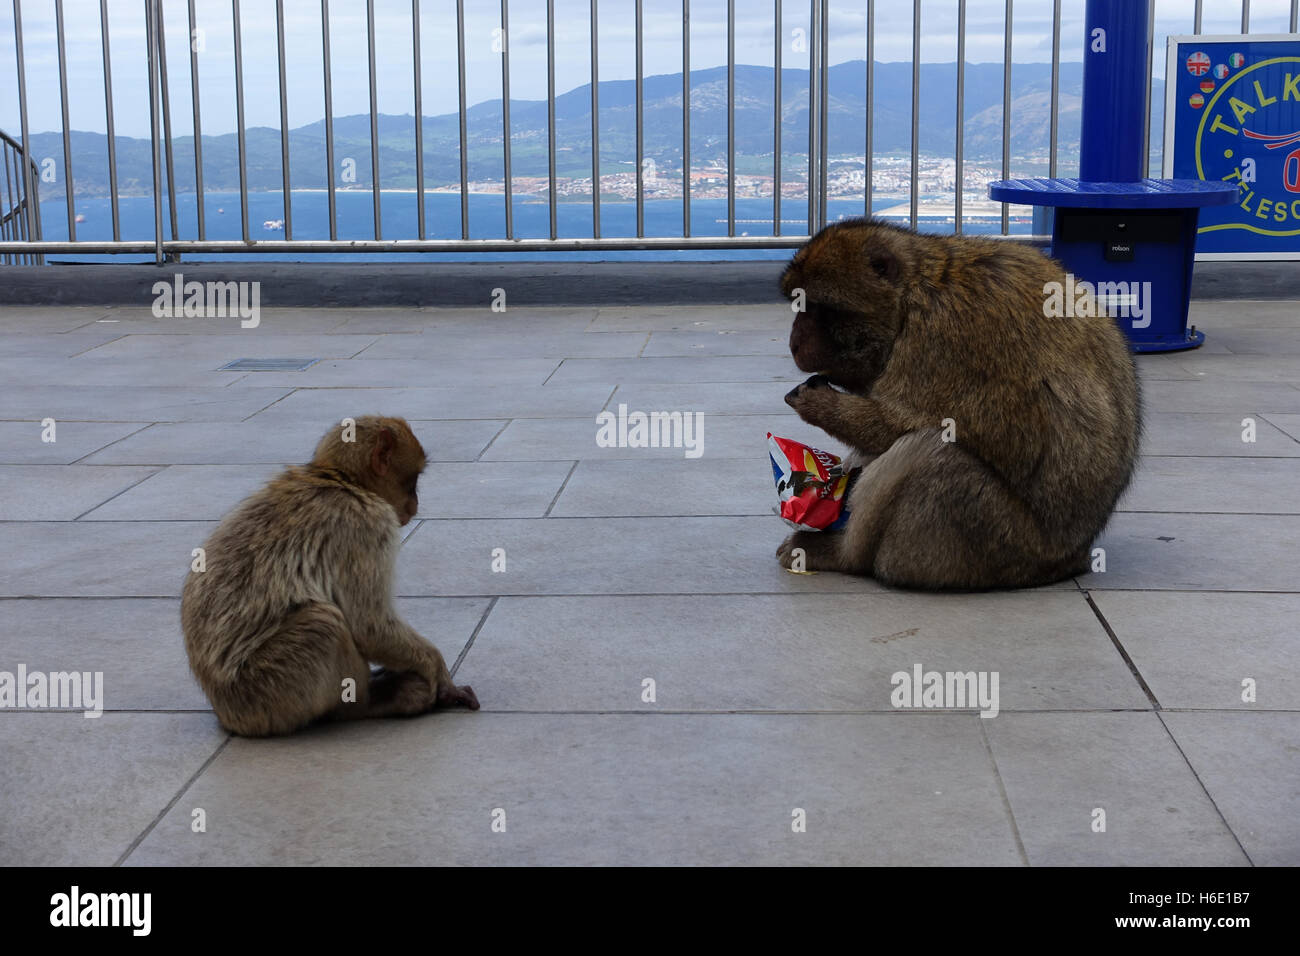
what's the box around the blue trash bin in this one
[988,0,1237,352]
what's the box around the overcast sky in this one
[1,0,1293,139]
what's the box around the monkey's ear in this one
[370,427,397,477]
[869,249,900,283]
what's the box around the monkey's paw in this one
[777,530,831,573]
[783,374,838,425]
[437,682,480,711]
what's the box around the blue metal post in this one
[1079,0,1150,183]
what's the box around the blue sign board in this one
[1164,34,1300,259]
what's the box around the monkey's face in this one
[388,466,422,526]
[781,220,908,393]
[361,418,427,526]
[379,448,425,526]
[787,304,899,394]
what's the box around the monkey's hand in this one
[786,381,912,455]
[436,681,480,711]
[784,374,839,428]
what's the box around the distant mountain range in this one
[25,60,1165,198]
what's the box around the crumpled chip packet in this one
[767,433,856,531]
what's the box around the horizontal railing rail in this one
[1,0,1294,263]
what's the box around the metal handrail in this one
[0,129,43,265]
[1,0,1292,264]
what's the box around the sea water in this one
[35,190,1028,263]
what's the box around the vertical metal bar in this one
[17,148,27,253]
[11,0,37,244]
[547,0,557,240]
[99,0,120,241]
[9,149,19,261]
[55,0,76,241]
[276,0,292,239]
[1048,0,1060,178]
[637,0,645,237]
[1194,0,1202,34]
[1291,0,1298,34]
[14,144,26,258]
[14,154,24,261]
[367,0,381,239]
[7,144,22,262]
[774,0,781,236]
[157,0,178,243]
[818,0,828,229]
[3,155,10,261]
[590,0,600,238]
[19,152,30,260]
[322,0,337,240]
[1001,0,1011,235]
[910,0,919,229]
[726,0,734,237]
[413,0,424,240]
[865,0,873,219]
[18,151,31,258]
[682,0,690,237]
[2,147,14,262]
[9,144,26,260]
[456,0,469,239]
[3,145,16,262]
[188,0,205,240]
[146,0,164,263]
[500,0,513,239]
[806,0,816,234]
[1142,0,1154,176]
[955,0,964,234]
[1241,0,1249,33]
[15,156,24,260]
[232,0,249,241]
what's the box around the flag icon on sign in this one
[1200,79,1215,93]
[1230,52,1245,68]
[1189,93,1205,108]
[1187,51,1211,75]
[1214,63,1229,79]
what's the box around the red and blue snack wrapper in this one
[767,433,855,531]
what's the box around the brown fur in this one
[181,416,478,736]
[777,219,1140,589]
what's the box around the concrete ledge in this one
[0,259,1294,307]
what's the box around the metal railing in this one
[1,0,1295,263]
[0,129,42,264]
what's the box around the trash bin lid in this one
[988,178,1238,209]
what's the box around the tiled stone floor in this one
[0,299,1297,866]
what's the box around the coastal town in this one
[432,153,1042,222]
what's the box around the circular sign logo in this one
[1195,56,1300,238]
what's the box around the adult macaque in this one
[778,219,1139,589]
[182,416,478,736]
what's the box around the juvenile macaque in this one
[181,416,478,736]
[778,219,1139,589]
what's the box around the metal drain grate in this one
[219,358,320,371]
